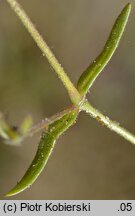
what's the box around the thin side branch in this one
[29,104,76,136]
[6,0,81,105]
[1,104,77,145]
[81,101,135,145]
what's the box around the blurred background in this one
[0,0,135,199]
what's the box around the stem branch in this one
[81,101,135,145]
[28,104,76,136]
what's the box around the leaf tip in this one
[124,3,131,14]
[126,2,131,8]
[5,188,19,197]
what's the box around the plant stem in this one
[6,0,81,105]
[81,101,135,145]
[0,104,77,145]
[28,104,76,136]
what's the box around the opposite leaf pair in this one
[5,0,134,197]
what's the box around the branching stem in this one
[3,0,135,197]
[3,0,135,147]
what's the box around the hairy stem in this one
[81,101,135,145]
[29,104,76,136]
[6,0,81,105]
[0,104,77,145]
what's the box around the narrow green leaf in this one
[77,3,131,96]
[6,110,78,197]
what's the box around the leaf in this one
[77,3,131,96]
[6,110,78,196]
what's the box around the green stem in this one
[0,104,76,145]
[81,101,135,145]
[6,0,81,105]
[28,104,76,136]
